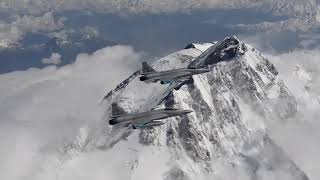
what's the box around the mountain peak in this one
[81,36,308,180]
[188,35,246,68]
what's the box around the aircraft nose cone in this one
[183,110,193,114]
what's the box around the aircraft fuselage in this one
[140,68,210,83]
[109,109,192,127]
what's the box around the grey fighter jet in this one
[109,103,192,129]
[139,62,211,86]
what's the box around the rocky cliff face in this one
[66,36,308,180]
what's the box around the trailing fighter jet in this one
[139,62,211,87]
[109,103,192,129]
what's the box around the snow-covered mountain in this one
[58,36,309,180]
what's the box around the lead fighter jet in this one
[109,103,192,129]
[139,62,211,87]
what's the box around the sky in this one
[0,0,319,55]
[0,0,320,180]
[0,0,319,69]
[1,1,320,72]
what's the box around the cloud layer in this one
[41,53,62,65]
[0,12,63,47]
[1,42,320,180]
[1,0,318,16]
[0,0,319,53]
[0,45,140,180]
[268,50,320,180]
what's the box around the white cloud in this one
[0,0,319,48]
[41,53,62,65]
[297,33,320,49]
[0,45,140,180]
[0,12,63,46]
[0,0,318,16]
[267,50,320,180]
[80,26,100,39]
[12,12,63,33]
[228,18,318,33]
[1,43,319,180]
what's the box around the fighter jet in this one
[109,103,192,129]
[139,62,211,87]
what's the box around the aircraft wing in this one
[171,76,194,90]
[110,117,154,129]
[112,119,155,129]
[109,114,130,118]
[174,76,191,82]
[133,120,165,129]
[171,75,193,84]
[132,118,153,127]
[113,121,132,128]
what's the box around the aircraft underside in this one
[132,120,165,129]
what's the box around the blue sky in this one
[0,0,320,72]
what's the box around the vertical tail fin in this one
[111,103,126,117]
[142,62,156,74]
